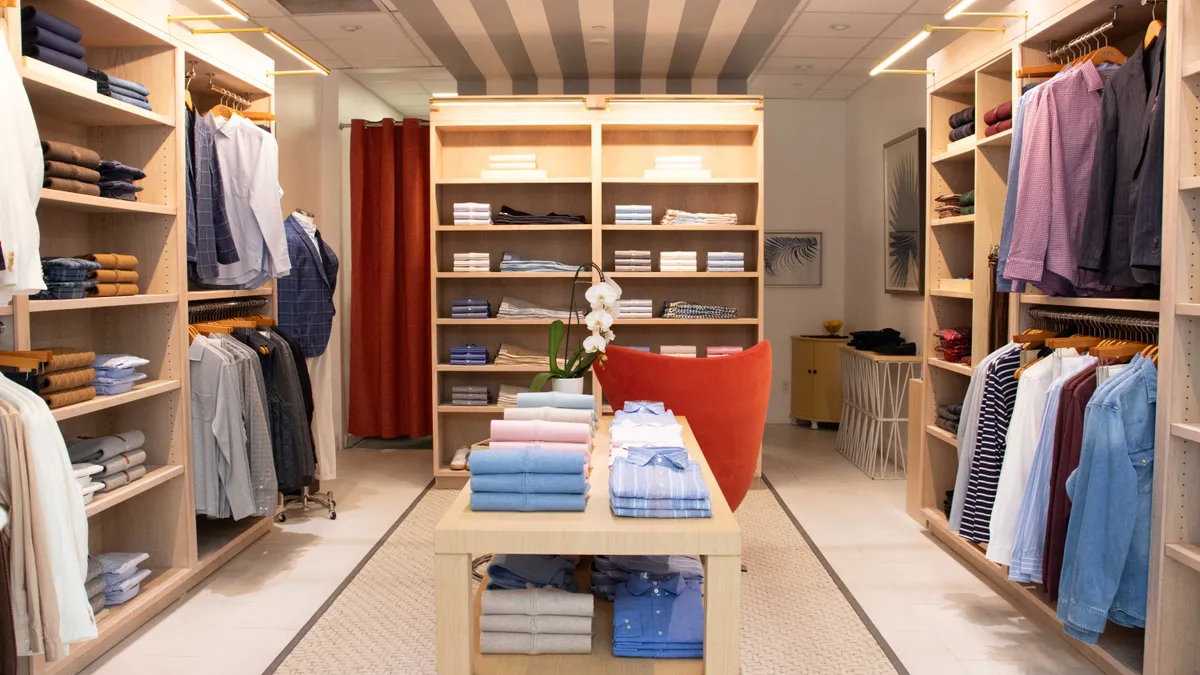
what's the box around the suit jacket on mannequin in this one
[278,213,339,357]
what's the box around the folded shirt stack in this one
[706,346,743,357]
[706,251,744,272]
[660,301,738,319]
[74,464,104,505]
[500,252,582,273]
[493,205,586,225]
[497,296,582,321]
[497,384,522,408]
[849,327,917,355]
[20,7,87,77]
[612,406,678,428]
[451,298,490,319]
[479,586,594,655]
[453,252,490,272]
[67,430,146,493]
[936,403,962,434]
[513,390,598,426]
[616,299,653,318]
[660,345,697,358]
[481,154,547,180]
[449,344,488,365]
[504,405,594,428]
[34,257,101,300]
[494,342,563,368]
[84,69,153,111]
[487,554,581,591]
[84,557,104,615]
[660,209,737,226]
[41,140,101,197]
[983,100,1013,137]
[645,155,710,180]
[469,449,589,512]
[659,251,697,272]
[627,346,651,352]
[451,385,489,406]
[82,253,140,297]
[452,202,492,225]
[97,159,147,201]
[948,106,975,142]
[933,327,971,364]
[614,205,653,225]
[92,353,149,396]
[614,250,651,272]
[489,418,592,455]
[96,552,151,607]
[610,446,711,519]
[958,189,976,216]
[31,346,98,409]
[609,423,686,451]
[589,554,703,601]
[613,573,705,658]
[934,192,962,218]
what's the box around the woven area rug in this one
[269,481,903,674]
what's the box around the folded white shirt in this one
[610,424,685,449]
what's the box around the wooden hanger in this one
[1092,342,1148,362]
[0,351,49,372]
[1045,335,1103,352]
[192,322,233,335]
[1014,63,1064,79]
[207,104,240,119]
[249,314,276,327]
[1145,3,1164,50]
[1013,328,1056,348]
[1075,45,1126,67]
[242,111,276,122]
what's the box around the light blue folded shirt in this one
[471,491,587,512]
[516,392,595,410]
[469,448,588,475]
[623,400,665,414]
[92,354,150,370]
[613,409,677,427]
[471,472,587,494]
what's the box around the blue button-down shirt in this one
[609,447,709,501]
[589,554,703,601]
[613,574,704,657]
[1057,355,1157,644]
[623,400,665,414]
[613,409,678,427]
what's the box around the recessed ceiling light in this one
[592,24,607,31]
[341,24,361,32]
[793,64,814,70]
[792,82,805,87]
[829,23,851,31]
[589,37,610,45]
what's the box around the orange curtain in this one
[348,118,431,438]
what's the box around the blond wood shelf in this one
[436,318,561,325]
[436,364,547,372]
[926,425,958,447]
[436,225,593,232]
[1166,544,1200,575]
[930,288,973,299]
[39,189,175,216]
[602,177,758,184]
[435,272,580,279]
[605,272,758,278]
[437,404,504,413]
[1180,176,1200,191]
[85,465,185,518]
[976,128,1013,148]
[1184,58,1200,78]
[616,318,759,325]
[19,58,173,127]
[197,516,275,569]
[932,137,976,164]
[52,379,181,421]
[435,177,592,184]
[1019,294,1160,313]
[29,293,179,313]
[186,287,273,301]
[932,215,975,226]
[601,224,757,231]
[1170,422,1200,444]
[927,358,973,377]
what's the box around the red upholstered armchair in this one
[595,342,772,511]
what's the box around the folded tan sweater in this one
[87,284,138,297]
[38,348,96,374]
[479,615,592,635]
[43,160,100,184]
[41,140,101,169]
[478,632,591,655]
[40,386,96,410]
[43,177,100,197]
[38,367,95,394]
[81,254,138,271]
[89,269,138,283]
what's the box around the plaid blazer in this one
[278,216,339,357]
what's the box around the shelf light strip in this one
[944,1,1027,20]
[167,0,248,22]
[870,24,1006,76]
[188,27,329,75]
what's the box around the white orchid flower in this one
[585,282,619,310]
[583,334,608,353]
[605,276,622,298]
[586,309,614,331]
[603,329,615,342]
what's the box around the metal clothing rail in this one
[187,297,269,322]
[337,119,430,129]
[1046,4,1120,62]
[1027,306,1159,343]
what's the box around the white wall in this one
[842,76,927,344]
[763,100,847,423]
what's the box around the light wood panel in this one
[436,127,592,181]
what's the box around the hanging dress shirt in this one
[195,113,289,289]
[0,30,46,304]
[949,344,1018,531]
[957,347,1021,543]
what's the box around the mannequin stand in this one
[278,485,337,521]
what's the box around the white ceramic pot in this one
[551,377,586,394]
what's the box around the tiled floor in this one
[82,427,1102,675]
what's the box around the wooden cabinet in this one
[790,336,848,427]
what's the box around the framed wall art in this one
[883,128,926,294]
[765,232,822,287]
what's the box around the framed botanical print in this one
[883,128,926,294]
[765,232,822,287]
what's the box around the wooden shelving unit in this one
[429,96,764,486]
[910,3,1183,674]
[1,1,280,672]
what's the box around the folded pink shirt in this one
[490,419,592,443]
[489,441,592,453]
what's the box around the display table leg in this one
[704,554,742,674]
[435,552,472,674]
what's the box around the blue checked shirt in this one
[277,216,339,357]
[609,447,710,502]
[187,110,239,284]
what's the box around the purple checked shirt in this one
[1004,63,1109,296]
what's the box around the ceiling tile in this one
[880,14,942,39]
[749,73,833,90]
[232,0,287,17]
[756,56,850,76]
[358,80,429,95]
[323,37,423,60]
[839,58,880,76]
[288,39,339,61]
[802,0,915,12]
[773,36,870,59]
[259,16,314,41]
[324,58,350,69]
[858,37,905,59]
[758,89,815,100]
[906,0,960,12]
[291,12,403,40]
[787,12,897,39]
[344,55,432,68]
[811,89,854,99]
[822,73,870,89]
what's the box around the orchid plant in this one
[530,263,622,391]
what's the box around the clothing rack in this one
[187,297,269,322]
[1046,6,1119,62]
[337,118,430,129]
[1026,307,1159,343]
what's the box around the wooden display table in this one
[434,417,742,674]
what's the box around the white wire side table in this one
[835,346,921,479]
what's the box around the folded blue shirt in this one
[611,495,711,510]
[613,409,677,427]
[469,448,588,475]
[613,574,704,655]
[487,554,579,591]
[470,491,587,512]
[93,354,150,370]
[610,447,709,501]
[471,472,587,494]
[516,392,595,410]
[623,400,666,414]
[612,507,712,518]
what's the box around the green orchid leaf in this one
[530,371,555,392]
[547,320,566,377]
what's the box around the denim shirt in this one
[1056,355,1156,643]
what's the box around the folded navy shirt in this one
[98,160,146,182]
[22,44,87,77]
[22,26,85,59]
[21,6,83,43]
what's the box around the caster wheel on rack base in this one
[276,512,287,523]
[329,511,337,520]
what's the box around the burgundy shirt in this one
[1042,364,1097,600]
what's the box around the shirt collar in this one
[624,400,665,414]
[1134,354,1158,404]
[209,112,241,137]
[625,446,690,469]
[1077,61,1104,93]
[625,573,686,596]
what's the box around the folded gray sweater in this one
[479,614,592,635]
[480,588,594,617]
[478,632,591,655]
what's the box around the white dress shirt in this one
[0,30,46,303]
[204,113,290,285]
